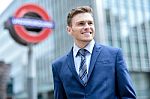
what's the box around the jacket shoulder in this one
[52,54,68,66]
[96,43,122,57]
[97,43,120,51]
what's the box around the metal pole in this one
[27,44,37,99]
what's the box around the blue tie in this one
[78,49,88,85]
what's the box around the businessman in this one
[52,6,136,99]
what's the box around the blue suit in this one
[52,43,136,99]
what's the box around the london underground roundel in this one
[9,3,54,45]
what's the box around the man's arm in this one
[116,49,136,99]
[52,63,67,99]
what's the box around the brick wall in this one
[0,61,10,99]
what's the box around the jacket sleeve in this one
[52,63,67,99]
[115,49,136,99]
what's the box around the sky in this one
[0,0,14,15]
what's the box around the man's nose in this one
[83,23,90,30]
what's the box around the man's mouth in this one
[82,32,92,34]
[81,32,92,37]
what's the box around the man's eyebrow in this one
[77,21,84,23]
[77,20,93,23]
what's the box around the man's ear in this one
[66,26,72,35]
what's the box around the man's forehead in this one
[72,13,93,22]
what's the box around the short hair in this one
[67,6,93,26]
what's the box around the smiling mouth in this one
[82,32,92,34]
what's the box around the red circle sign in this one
[13,3,52,43]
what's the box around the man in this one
[52,6,136,99]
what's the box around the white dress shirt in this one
[73,40,95,74]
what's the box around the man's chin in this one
[82,39,93,43]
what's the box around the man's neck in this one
[75,40,92,48]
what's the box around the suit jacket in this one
[52,43,136,99]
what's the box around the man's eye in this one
[78,22,84,25]
[88,22,93,25]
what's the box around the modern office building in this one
[0,0,149,99]
[101,0,150,99]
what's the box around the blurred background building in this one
[0,61,11,99]
[0,0,149,99]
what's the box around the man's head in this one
[67,6,95,48]
[67,6,93,26]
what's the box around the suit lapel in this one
[87,43,103,81]
[66,44,103,86]
[66,48,85,85]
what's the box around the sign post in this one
[27,44,37,99]
[4,3,54,99]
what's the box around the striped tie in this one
[78,49,88,85]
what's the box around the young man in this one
[52,6,136,99]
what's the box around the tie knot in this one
[78,49,87,57]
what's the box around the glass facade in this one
[101,0,150,98]
[0,0,149,99]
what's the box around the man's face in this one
[67,13,95,45]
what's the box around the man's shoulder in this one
[51,53,69,75]
[95,43,122,56]
[94,43,123,60]
[96,43,120,51]
[52,53,68,66]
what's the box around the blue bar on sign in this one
[12,17,55,29]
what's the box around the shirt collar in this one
[73,40,95,57]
